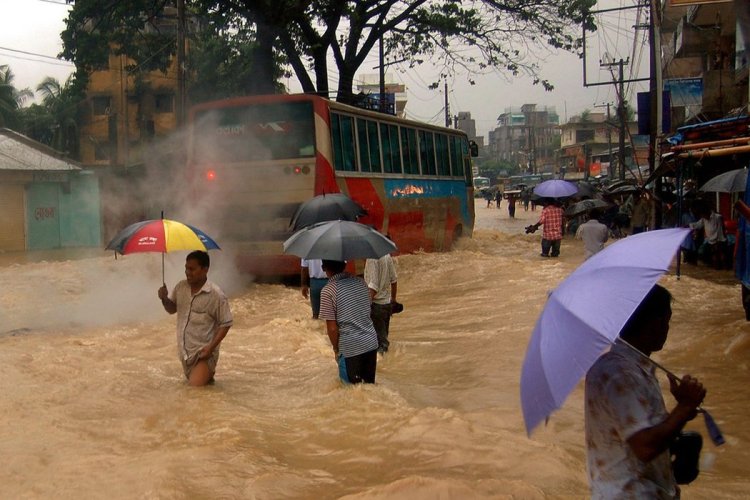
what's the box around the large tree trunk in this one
[335,65,355,105]
[249,21,280,94]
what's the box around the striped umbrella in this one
[106,217,220,283]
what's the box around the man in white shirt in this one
[364,253,398,353]
[301,259,327,319]
[576,209,609,260]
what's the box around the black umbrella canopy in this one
[289,193,367,230]
[699,168,748,193]
[564,198,611,218]
[283,220,396,261]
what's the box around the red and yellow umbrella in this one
[106,218,220,282]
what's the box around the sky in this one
[0,0,650,139]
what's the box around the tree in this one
[34,76,80,156]
[61,1,596,106]
[0,65,33,130]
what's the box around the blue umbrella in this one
[533,179,578,198]
[520,228,689,435]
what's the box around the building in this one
[454,111,484,150]
[355,74,408,117]
[487,104,559,173]
[0,129,100,252]
[660,0,748,126]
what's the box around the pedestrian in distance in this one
[318,260,379,384]
[495,189,503,210]
[576,209,609,260]
[506,192,517,218]
[364,253,398,354]
[300,258,327,319]
[157,250,233,386]
[585,284,706,499]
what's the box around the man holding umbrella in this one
[158,250,233,386]
[526,200,565,257]
[585,285,706,498]
[319,260,379,384]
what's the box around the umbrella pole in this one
[162,252,165,286]
[616,338,725,446]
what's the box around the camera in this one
[525,224,538,234]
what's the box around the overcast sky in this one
[0,0,648,138]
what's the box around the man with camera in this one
[525,200,565,257]
[585,285,706,498]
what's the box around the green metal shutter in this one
[26,183,61,250]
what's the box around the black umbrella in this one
[564,198,611,218]
[289,193,367,230]
[283,220,396,261]
[699,168,748,193]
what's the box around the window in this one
[331,113,356,171]
[192,101,315,163]
[450,136,464,177]
[356,118,382,173]
[418,130,436,175]
[400,127,419,175]
[155,94,174,113]
[435,133,450,176]
[380,123,401,174]
[92,96,111,116]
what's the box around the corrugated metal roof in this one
[0,128,80,172]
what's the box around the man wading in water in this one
[158,250,233,386]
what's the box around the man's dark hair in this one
[619,284,672,341]
[187,250,210,268]
[589,209,602,220]
[322,260,346,274]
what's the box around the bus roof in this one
[189,93,468,138]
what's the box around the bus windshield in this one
[192,101,316,164]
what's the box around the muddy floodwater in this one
[1,200,748,498]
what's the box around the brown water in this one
[2,200,748,499]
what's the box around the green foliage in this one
[60,0,597,105]
[0,65,33,129]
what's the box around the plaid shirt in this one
[538,205,564,240]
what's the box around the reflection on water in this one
[1,200,748,498]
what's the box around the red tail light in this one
[206,169,216,181]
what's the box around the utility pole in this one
[601,58,629,180]
[444,80,450,127]
[649,0,663,226]
[379,37,386,113]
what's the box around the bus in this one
[187,93,476,276]
[472,176,490,196]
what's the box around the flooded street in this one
[1,199,748,499]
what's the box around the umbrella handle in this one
[617,338,724,446]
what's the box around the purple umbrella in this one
[520,228,690,435]
[533,180,579,199]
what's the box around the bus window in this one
[192,101,315,163]
[418,130,436,175]
[380,123,402,174]
[332,113,356,171]
[400,127,419,175]
[450,135,464,177]
[435,133,450,176]
[462,138,472,182]
[357,118,373,172]
[367,120,381,173]
[388,124,401,174]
